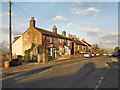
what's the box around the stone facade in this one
[12,17,92,62]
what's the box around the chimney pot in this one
[62,31,66,37]
[31,17,34,20]
[30,17,35,28]
[53,25,57,34]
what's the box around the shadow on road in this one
[2,59,118,88]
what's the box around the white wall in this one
[12,36,23,56]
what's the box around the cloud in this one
[0,12,13,20]
[100,32,118,43]
[76,27,118,49]
[51,16,69,21]
[66,22,73,28]
[76,28,100,37]
[1,17,27,43]
[76,2,82,6]
[97,32,118,49]
[86,7,100,13]
[70,7,100,15]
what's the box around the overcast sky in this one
[1,2,118,49]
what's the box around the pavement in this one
[1,56,119,89]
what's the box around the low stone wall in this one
[10,55,22,66]
[4,55,22,68]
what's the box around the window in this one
[68,40,70,46]
[64,39,66,44]
[48,37,50,42]
[49,37,52,43]
[59,39,61,43]
[78,45,79,50]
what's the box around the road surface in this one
[2,56,119,89]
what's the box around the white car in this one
[91,53,96,57]
[103,53,107,56]
[84,53,92,58]
[96,53,99,56]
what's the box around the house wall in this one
[88,46,92,50]
[22,28,42,56]
[82,46,87,53]
[12,36,23,56]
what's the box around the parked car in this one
[84,52,92,58]
[103,53,107,56]
[112,52,119,57]
[99,53,102,56]
[96,53,99,56]
[91,53,96,57]
[108,53,112,56]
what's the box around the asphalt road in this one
[2,56,119,89]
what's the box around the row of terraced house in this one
[12,17,92,62]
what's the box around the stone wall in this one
[22,27,42,56]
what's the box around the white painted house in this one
[12,35,23,56]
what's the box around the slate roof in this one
[35,27,86,46]
[81,40,92,46]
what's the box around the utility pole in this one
[9,0,12,61]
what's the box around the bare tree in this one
[0,40,9,53]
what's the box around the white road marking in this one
[101,77,104,80]
[15,69,52,81]
[95,85,99,89]
[62,64,72,67]
[15,74,33,80]
[98,80,102,84]
[38,69,52,74]
[95,66,110,89]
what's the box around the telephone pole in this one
[9,0,12,61]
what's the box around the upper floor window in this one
[59,38,61,43]
[48,37,52,43]
[48,37,50,42]
[64,39,66,44]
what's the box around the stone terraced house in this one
[12,17,92,62]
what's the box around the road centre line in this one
[101,77,104,80]
[98,80,102,84]
[95,85,99,90]
[95,66,110,89]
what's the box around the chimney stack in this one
[30,17,35,28]
[53,25,57,34]
[62,31,66,37]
